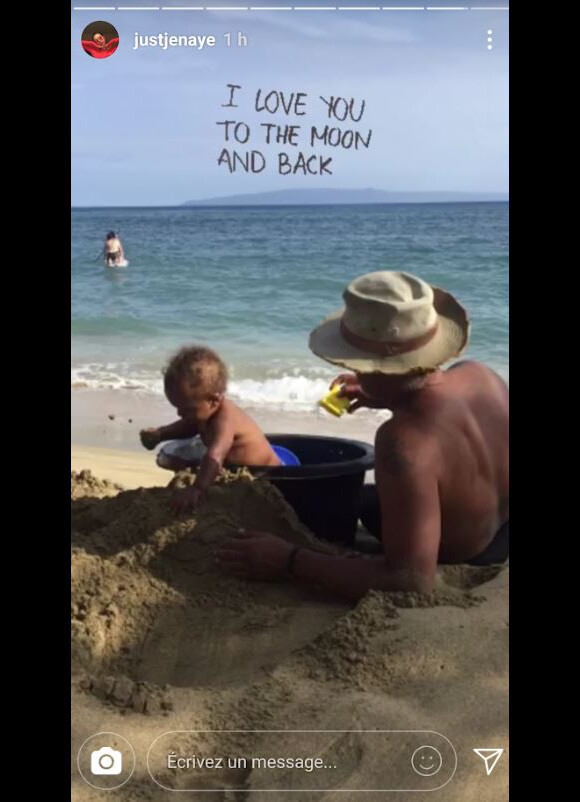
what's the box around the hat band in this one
[340,318,438,356]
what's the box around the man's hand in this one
[216,530,294,581]
[140,428,161,450]
[330,373,374,413]
[170,486,204,515]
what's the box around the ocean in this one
[71,203,508,413]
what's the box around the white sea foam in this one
[71,365,334,411]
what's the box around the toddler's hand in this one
[140,428,161,450]
[170,486,204,515]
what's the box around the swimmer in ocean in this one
[103,231,125,268]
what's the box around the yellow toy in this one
[318,385,350,417]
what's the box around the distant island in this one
[182,188,509,207]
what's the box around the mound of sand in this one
[71,470,508,801]
[71,469,124,500]
[71,470,340,686]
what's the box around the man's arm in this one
[375,423,440,583]
[290,551,414,602]
[218,423,441,601]
[295,424,440,599]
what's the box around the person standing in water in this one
[103,231,125,268]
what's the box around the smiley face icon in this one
[411,745,443,777]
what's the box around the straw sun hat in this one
[308,271,470,374]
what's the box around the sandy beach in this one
[71,389,390,454]
[71,423,508,801]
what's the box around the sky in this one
[71,2,509,206]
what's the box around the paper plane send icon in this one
[473,748,504,775]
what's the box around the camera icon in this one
[90,746,123,775]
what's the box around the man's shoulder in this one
[447,359,505,383]
[446,360,508,399]
[375,417,437,475]
[446,359,484,376]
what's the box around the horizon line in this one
[71,198,509,209]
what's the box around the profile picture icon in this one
[81,21,119,59]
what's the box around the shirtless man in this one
[103,231,124,267]
[140,346,280,512]
[217,271,509,601]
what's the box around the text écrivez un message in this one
[167,752,336,773]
